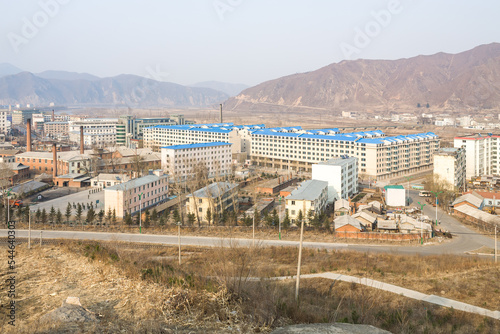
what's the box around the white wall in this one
[385,188,406,207]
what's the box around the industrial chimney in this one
[220,104,223,123]
[80,126,84,154]
[26,118,32,152]
[51,109,55,122]
[52,143,57,178]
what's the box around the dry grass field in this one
[1,240,498,333]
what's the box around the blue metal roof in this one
[146,123,265,133]
[161,142,232,150]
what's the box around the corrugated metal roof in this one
[287,180,328,201]
[186,182,238,198]
[334,215,364,230]
[454,205,500,225]
[105,174,167,191]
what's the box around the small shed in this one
[334,215,365,232]
[384,185,406,207]
[352,211,377,230]
[334,198,350,216]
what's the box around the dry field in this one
[1,240,498,333]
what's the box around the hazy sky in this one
[1,0,499,86]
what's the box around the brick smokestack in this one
[80,126,84,154]
[52,143,57,178]
[26,118,32,152]
[51,109,55,122]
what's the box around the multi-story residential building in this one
[454,134,500,179]
[251,128,439,180]
[285,179,328,224]
[15,150,94,175]
[161,142,232,181]
[44,121,69,137]
[143,123,265,154]
[116,114,192,147]
[12,109,39,125]
[185,182,239,223]
[68,118,118,148]
[433,147,466,191]
[0,109,10,134]
[312,156,358,202]
[67,118,118,148]
[104,170,168,218]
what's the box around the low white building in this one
[384,185,406,207]
[104,170,168,218]
[285,180,328,224]
[433,147,466,191]
[161,142,232,181]
[91,173,131,189]
[312,157,358,202]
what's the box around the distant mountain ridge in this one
[0,63,23,77]
[225,43,500,112]
[190,81,249,97]
[0,71,229,107]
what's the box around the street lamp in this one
[431,191,443,226]
[417,201,426,245]
[404,176,412,206]
[138,192,143,234]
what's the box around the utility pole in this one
[28,209,31,249]
[295,218,305,302]
[278,196,282,240]
[417,201,426,245]
[495,226,497,264]
[138,192,143,234]
[178,221,182,265]
[431,191,443,226]
[252,214,255,247]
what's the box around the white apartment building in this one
[68,118,118,147]
[143,123,265,154]
[312,157,358,202]
[104,170,168,218]
[0,109,10,134]
[161,142,232,181]
[454,134,499,179]
[251,128,440,180]
[433,147,466,191]
[285,179,328,224]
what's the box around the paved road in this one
[275,272,500,320]
[0,227,496,256]
[408,190,498,253]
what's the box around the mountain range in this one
[224,43,500,112]
[0,71,229,107]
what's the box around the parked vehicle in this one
[8,199,22,207]
[419,191,431,197]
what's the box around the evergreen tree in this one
[112,209,117,225]
[65,203,72,225]
[106,208,112,225]
[163,210,170,225]
[56,209,63,226]
[173,208,181,224]
[296,210,303,227]
[205,207,212,225]
[41,208,47,225]
[35,208,41,224]
[151,208,158,226]
[98,209,105,225]
[144,209,150,228]
[124,212,133,225]
[282,210,290,229]
[253,208,261,226]
[76,204,83,225]
[307,209,315,226]
[49,206,56,224]
[187,213,196,226]
[272,209,279,227]
[86,206,95,225]
[159,215,165,228]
